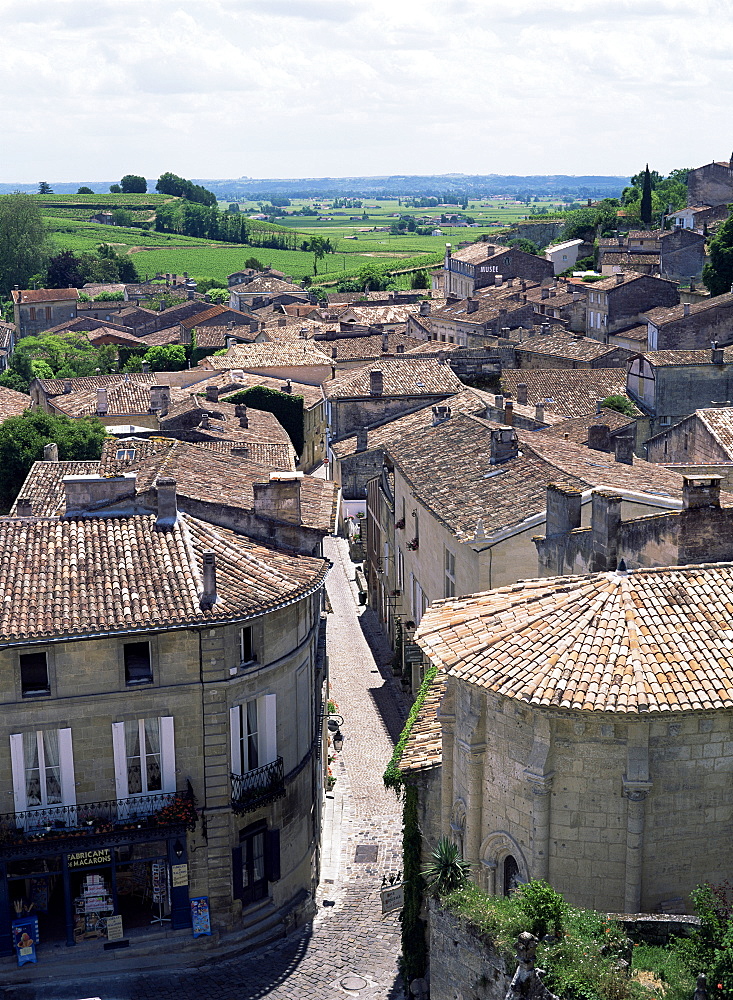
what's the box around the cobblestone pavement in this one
[3,538,408,1000]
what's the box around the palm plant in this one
[422,837,471,896]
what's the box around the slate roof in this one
[0,386,30,422]
[323,358,463,399]
[0,511,328,644]
[385,413,685,542]
[500,368,631,417]
[414,561,733,715]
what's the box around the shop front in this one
[0,790,197,956]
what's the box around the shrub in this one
[600,394,636,417]
[422,838,471,897]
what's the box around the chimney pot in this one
[155,477,178,530]
[43,442,59,462]
[200,550,217,609]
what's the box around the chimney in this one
[500,326,511,339]
[682,474,722,510]
[200,412,210,429]
[149,384,171,415]
[588,423,611,452]
[591,491,622,569]
[494,394,504,413]
[283,379,292,394]
[541,287,549,299]
[466,297,479,314]
[16,498,33,517]
[614,435,635,465]
[356,427,368,452]
[535,402,545,422]
[239,415,249,428]
[516,383,528,406]
[63,379,72,394]
[231,444,249,458]
[503,400,514,426]
[284,276,293,284]
[382,332,390,353]
[432,405,451,425]
[96,387,109,415]
[200,550,217,609]
[252,472,303,525]
[43,442,59,462]
[206,384,219,402]
[545,483,582,536]
[615,272,625,285]
[369,369,383,396]
[683,303,691,317]
[419,300,431,316]
[489,426,519,464]
[617,236,624,246]
[495,274,503,287]
[437,350,448,364]
[155,477,178,530]
[541,322,551,336]
[63,473,136,514]
[141,361,150,373]
[237,406,248,428]
[331,346,338,359]
[397,344,405,354]
[712,342,725,364]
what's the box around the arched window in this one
[503,855,521,896]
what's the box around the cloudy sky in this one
[1,0,730,183]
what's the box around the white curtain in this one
[125,720,142,794]
[23,732,40,808]
[43,729,61,805]
[144,719,161,792]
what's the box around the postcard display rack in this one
[74,873,113,941]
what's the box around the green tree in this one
[120,174,147,194]
[508,237,540,255]
[600,394,636,417]
[0,193,51,295]
[143,344,187,371]
[47,250,85,288]
[77,186,94,195]
[703,210,733,296]
[410,270,429,289]
[109,184,122,194]
[38,182,52,194]
[0,409,106,511]
[206,287,229,304]
[244,257,263,270]
[111,208,134,227]
[640,164,653,226]
[0,352,34,393]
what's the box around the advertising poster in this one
[190,896,211,937]
[12,917,39,966]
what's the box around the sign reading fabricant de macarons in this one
[67,849,111,869]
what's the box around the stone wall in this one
[653,364,733,426]
[429,900,510,1000]
[499,221,566,249]
[645,414,728,465]
[687,161,733,208]
[331,393,455,440]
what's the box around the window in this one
[232,821,280,905]
[45,307,52,321]
[230,695,277,775]
[444,548,456,598]
[240,626,255,665]
[115,448,136,461]
[397,548,404,590]
[20,652,49,696]
[112,717,175,800]
[29,307,36,321]
[124,641,152,684]
[10,728,75,814]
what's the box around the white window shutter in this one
[230,706,242,775]
[58,728,76,806]
[10,734,27,813]
[258,694,277,765]
[159,716,176,793]
[112,722,128,800]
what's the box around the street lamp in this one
[326,712,345,752]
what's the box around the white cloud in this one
[0,0,730,180]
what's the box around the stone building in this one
[643,406,733,489]
[442,243,553,300]
[0,492,329,956]
[11,288,79,339]
[499,367,632,418]
[428,295,535,347]
[686,155,733,208]
[585,272,679,342]
[410,560,733,913]
[642,293,733,352]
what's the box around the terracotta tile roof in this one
[11,461,103,516]
[587,271,669,292]
[599,253,660,266]
[397,673,446,774]
[516,334,621,363]
[414,561,733,714]
[404,339,462,355]
[0,386,30,422]
[101,436,294,471]
[431,297,529,326]
[193,325,260,349]
[39,373,159,398]
[205,372,323,410]
[537,408,635,446]
[330,389,487,458]
[318,333,423,362]
[611,323,648,343]
[85,327,144,346]
[642,348,733,366]
[500,368,631,417]
[0,511,328,643]
[137,327,182,347]
[160,394,293,446]
[102,439,338,533]
[696,408,733,461]
[644,293,733,326]
[233,276,305,294]
[51,380,191,419]
[450,243,506,265]
[385,413,685,542]
[323,358,463,399]
[203,342,333,370]
[340,304,420,325]
[11,288,79,304]
[628,229,665,239]
[178,305,230,328]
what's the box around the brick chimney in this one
[200,550,217,609]
[489,426,518,464]
[252,472,303,524]
[682,474,722,509]
[588,423,611,452]
[206,384,219,402]
[614,435,635,465]
[43,442,59,462]
[545,483,582,536]
[356,427,368,452]
[369,369,383,396]
[516,383,528,406]
[155,477,178,530]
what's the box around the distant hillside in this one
[0,173,629,201]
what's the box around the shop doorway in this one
[7,857,65,945]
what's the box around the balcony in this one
[231,757,285,815]
[0,789,197,859]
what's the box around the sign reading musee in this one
[67,849,111,869]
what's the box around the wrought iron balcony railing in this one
[231,757,285,815]
[0,789,197,858]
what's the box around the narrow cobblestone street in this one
[2,538,408,1000]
